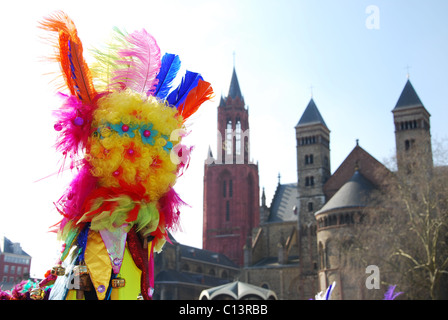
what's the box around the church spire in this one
[296,98,328,129]
[228,67,243,100]
[393,79,424,110]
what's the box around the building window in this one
[305,176,314,187]
[226,201,230,221]
[305,154,314,165]
[226,120,233,155]
[301,136,317,145]
[235,120,242,155]
[405,139,415,151]
[308,202,314,212]
[3,265,9,273]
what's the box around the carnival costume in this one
[32,11,213,300]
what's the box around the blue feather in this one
[167,71,203,108]
[152,53,181,99]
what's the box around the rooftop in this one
[316,170,375,215]
[296,98,328,128]
[0,236,30,257]
[393,79,424,110]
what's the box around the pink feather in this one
[55,160,98,232]
[158,188,188,231]
[52,93,95,170]
[112,29,161,94]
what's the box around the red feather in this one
[40,11,97,104]
[178,79,213,121]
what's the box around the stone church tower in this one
[295,98,331,297]
[392,79,432,172]
[203,67,260,266]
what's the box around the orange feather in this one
[179,79,214,121]
[40,11,97,104]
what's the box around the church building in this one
[154,67,436,300]
[202,69,434,299]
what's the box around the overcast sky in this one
[1,0,447,277]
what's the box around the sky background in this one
[1,0,447,278]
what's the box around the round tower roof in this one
[315,170,375,216]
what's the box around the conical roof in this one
[315,170,374,215]
[228,68,243,100]
[393,79,424,110]
[296,98,328,128]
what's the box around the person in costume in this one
[31,11,213,300]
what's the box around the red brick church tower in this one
[203,67,260,266]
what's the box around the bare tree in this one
[343,139,448,299]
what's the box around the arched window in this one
[226,120,233,155]
[235,120,241,155]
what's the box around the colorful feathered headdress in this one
[39,11,213,300]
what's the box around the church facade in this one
[202,68,433,299]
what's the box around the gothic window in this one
[235,120,242,155]
[226,120,233,155]
[310,176,314,186]
[226,201,230,221]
